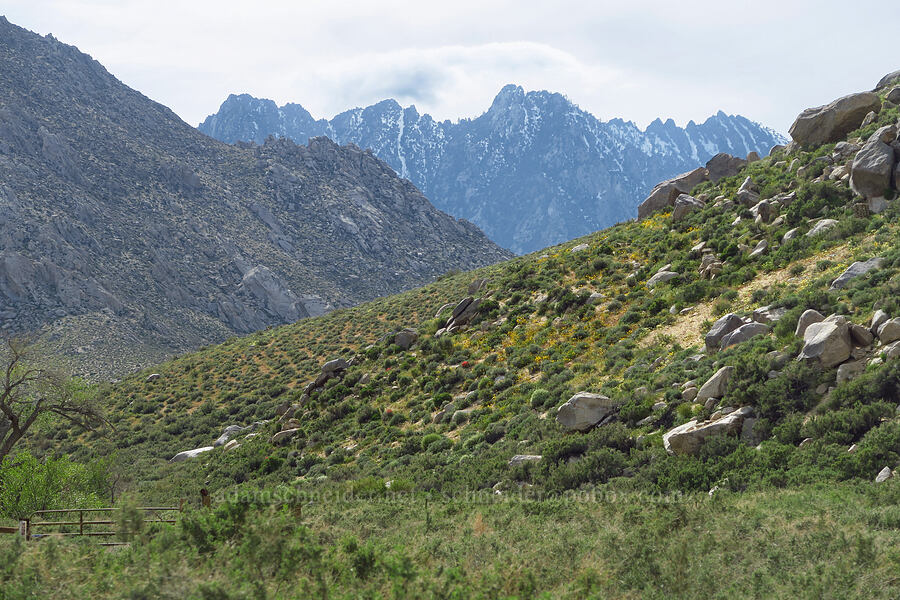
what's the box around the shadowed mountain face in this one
[0,17,512,378]
[200,87,786,254]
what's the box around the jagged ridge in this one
[199,86,786,253]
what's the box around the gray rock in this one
[682,387,698,402]
[876,70,900,90]
[697,366,734,402]
[798,317,852,368]
[789,92,882,146]
[705,313,748,352]
[663,407,754,455]
[672,194,705,222]
[720,323,770,350]
[850,126,896,199]
[750,199,773,223]
[223,439,240,452]
[796,309,825,337]
[836,360,866,384]
[239,265,308,323]
[830,258,883,290]
[570,243,589,253]
[321,358,350,375]
[556,392,622,432]
[752,305,788,325]
[850,324,875,347]
[887,86,900,104]
[783,228,801,242]
[705,153,747,183]
[868,197,889,214]
[875,466,893,483]
[806,219,839,238]
[748,239,768,259]
[271,428,300,445]
[877,318,900,344]
[638,167,709,220]
[146,373,160,382]
[871,310,890,332]
[647,270,679,288]
[736,176,760,207]
[170,446,215,463]
[393,329,419,350]
[467,278,489,294]
[508,455,542,467]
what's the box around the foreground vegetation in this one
[2,480,900,599]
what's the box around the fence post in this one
[79,509,84,536]
[18,520,27,539]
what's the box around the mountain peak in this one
[200,89,786,254]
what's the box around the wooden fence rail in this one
[12,506,183,546]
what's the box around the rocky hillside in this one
[199,87,786,253]
[0,17,511,378]
[57,70,900,507]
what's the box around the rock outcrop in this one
[557,392,622,432]
[638,168,709,220]
[850,126,896,200]
[705,313,749,352]
[798,316,853,368]
[830,258,883,290]
[789,92,881,147]
[663,407,755,455]
[0,18,513,379]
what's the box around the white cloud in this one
[3,0,900,134]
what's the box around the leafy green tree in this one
[0,337,104,463]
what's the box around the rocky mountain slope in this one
[0,17,511,378]
[199,87,786,253]
[56,70,900,510]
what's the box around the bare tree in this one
[0,336,105,463]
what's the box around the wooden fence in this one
[5,505,182,546]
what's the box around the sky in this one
[3,1,900,136]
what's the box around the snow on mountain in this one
[199,88,786,254]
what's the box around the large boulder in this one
[878,318,900,344]
[271,428,300,445]
[788,92,882,147]
[647,270,679,288]
[736,176,760,207]
[663,407,754,455]
[806,219,839,238]
[871,309,890,332]
[795,309,825,337]
[696,366,734,403]
[557,392,622,432]
[705,313,748,352]
[170,447,214,463]
[321,358,350,375]
[830,257,883,290]
[705,153,747,182]
[752,305,788,325]
[720,322,770,349]
[875,466,894,483]
[887,87,900,105]
[637,167,708,220]
[876,70,900,91]
[672,194,705,222]
[850,126,896,200]
[798,316,852,368]
[393,329,419,350]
